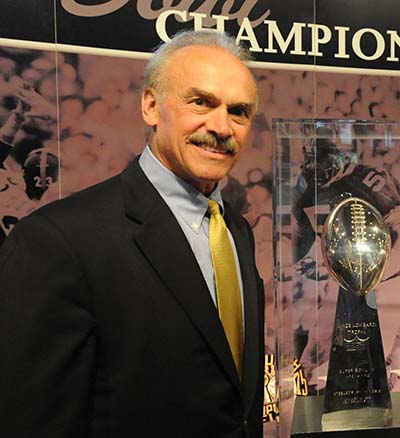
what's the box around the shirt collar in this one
[139,146,224,233]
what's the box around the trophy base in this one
[291,394,400,437]
[322,407,392,431]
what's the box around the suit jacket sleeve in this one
[0,213,95,437]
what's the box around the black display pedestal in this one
[291,393,400,437]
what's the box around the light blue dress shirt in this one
[139,145,244,309]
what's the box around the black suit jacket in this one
[0,158,265,438]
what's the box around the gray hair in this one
[143,30,254,93]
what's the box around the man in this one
[0,30,265,437]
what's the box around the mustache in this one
[187,132,238,155]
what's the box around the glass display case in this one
[273,119,400,437]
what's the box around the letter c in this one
[156,10,188,42]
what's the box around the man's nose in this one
[205,107,232,139]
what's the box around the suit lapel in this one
[225,205,261,414]
[121,160,241,390]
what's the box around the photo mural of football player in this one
[57,53,147,195]
[0,49,59,244]
[291,121,400,394]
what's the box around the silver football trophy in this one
[321,196,392,430]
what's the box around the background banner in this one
[2,1,400,71]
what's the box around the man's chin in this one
[184,172,224,195]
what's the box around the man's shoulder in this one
[27,171,126,235]
[2,165,141,258]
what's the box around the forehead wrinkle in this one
[185,87,256,109]
[161,46,258,108]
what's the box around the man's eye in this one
[229,106,248,118]
[193,98,206,106]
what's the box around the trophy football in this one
[321,196,392,430]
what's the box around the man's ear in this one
[142,88,159,127]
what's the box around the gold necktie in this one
[208,199,243,377]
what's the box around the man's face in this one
[142,45,257,195]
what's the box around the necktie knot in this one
[208,199,221,217]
